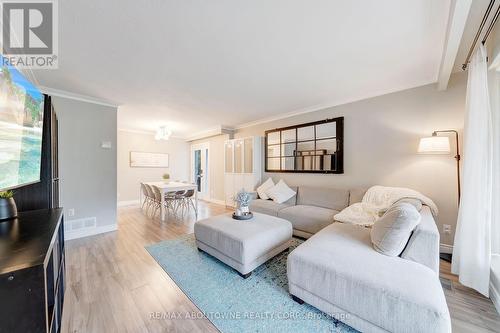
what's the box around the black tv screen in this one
[0,58,44,191]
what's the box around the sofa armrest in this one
[400,206,440,274]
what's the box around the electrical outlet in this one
[443,224,452,234]
[67,208,75,217]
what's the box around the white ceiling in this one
[31,0,452,138]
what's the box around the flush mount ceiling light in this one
[155,126,172,140]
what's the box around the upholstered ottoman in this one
[194,212,293,278]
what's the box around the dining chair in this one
[182,189,196,213]
[174,189,195,217]
[144,184,158,216]
[140,183,151,211]
[175,190,186,198]
[164,191,179,218]
[150,185,163,218]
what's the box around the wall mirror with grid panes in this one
[265,117,344,173]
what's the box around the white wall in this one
[53,97,118,239]
[233,72,466,246]
[117,130,189,203]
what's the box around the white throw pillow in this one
[265,180,296,204]
[256,178,275,200]
[370,202,421,257]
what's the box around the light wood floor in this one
[61,201,500,333]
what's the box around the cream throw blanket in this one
[334,185,438,226]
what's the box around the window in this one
[265,117,344,173]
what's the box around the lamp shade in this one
[418,136,450,154]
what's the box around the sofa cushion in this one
[349,188,367,205]
[296,186,349,210]
[249,199,293,216]
[278,205,337,235]
[287,223,451,333]
[266,180,296,204]
[370,202,421,257]
[256,178,274,200]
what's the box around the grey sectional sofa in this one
[250,186,365,238]
[287,206,450,332]
[251,184,451,332]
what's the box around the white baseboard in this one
[440,244,453,254]
[65,223,118,241]
[491,280,500,315]
[201,198,226,206]
[118,199,140,207]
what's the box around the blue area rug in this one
[146,234,358,333]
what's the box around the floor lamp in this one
[418,130,461,203]
[418,130,460,263]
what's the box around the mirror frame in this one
[264,117,344,174]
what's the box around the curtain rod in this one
[462,0,500,70]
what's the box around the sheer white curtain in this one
[489,68,500,255]
[491,67,500,257]
[452,44,493,297]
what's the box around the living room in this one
[1,1,500,332]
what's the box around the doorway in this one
[191,142,209,200]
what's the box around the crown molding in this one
[118,128,155,135]
[186,125,234,141]
[118,127,185,140]
[234,105,328,130]
[39,86,120,108]
[235,78,435,130]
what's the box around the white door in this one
[191,143,209,200]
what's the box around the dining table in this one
[143,181,198,221]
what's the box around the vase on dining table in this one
[162,173,170,184]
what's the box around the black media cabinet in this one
[0,209,65,332]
